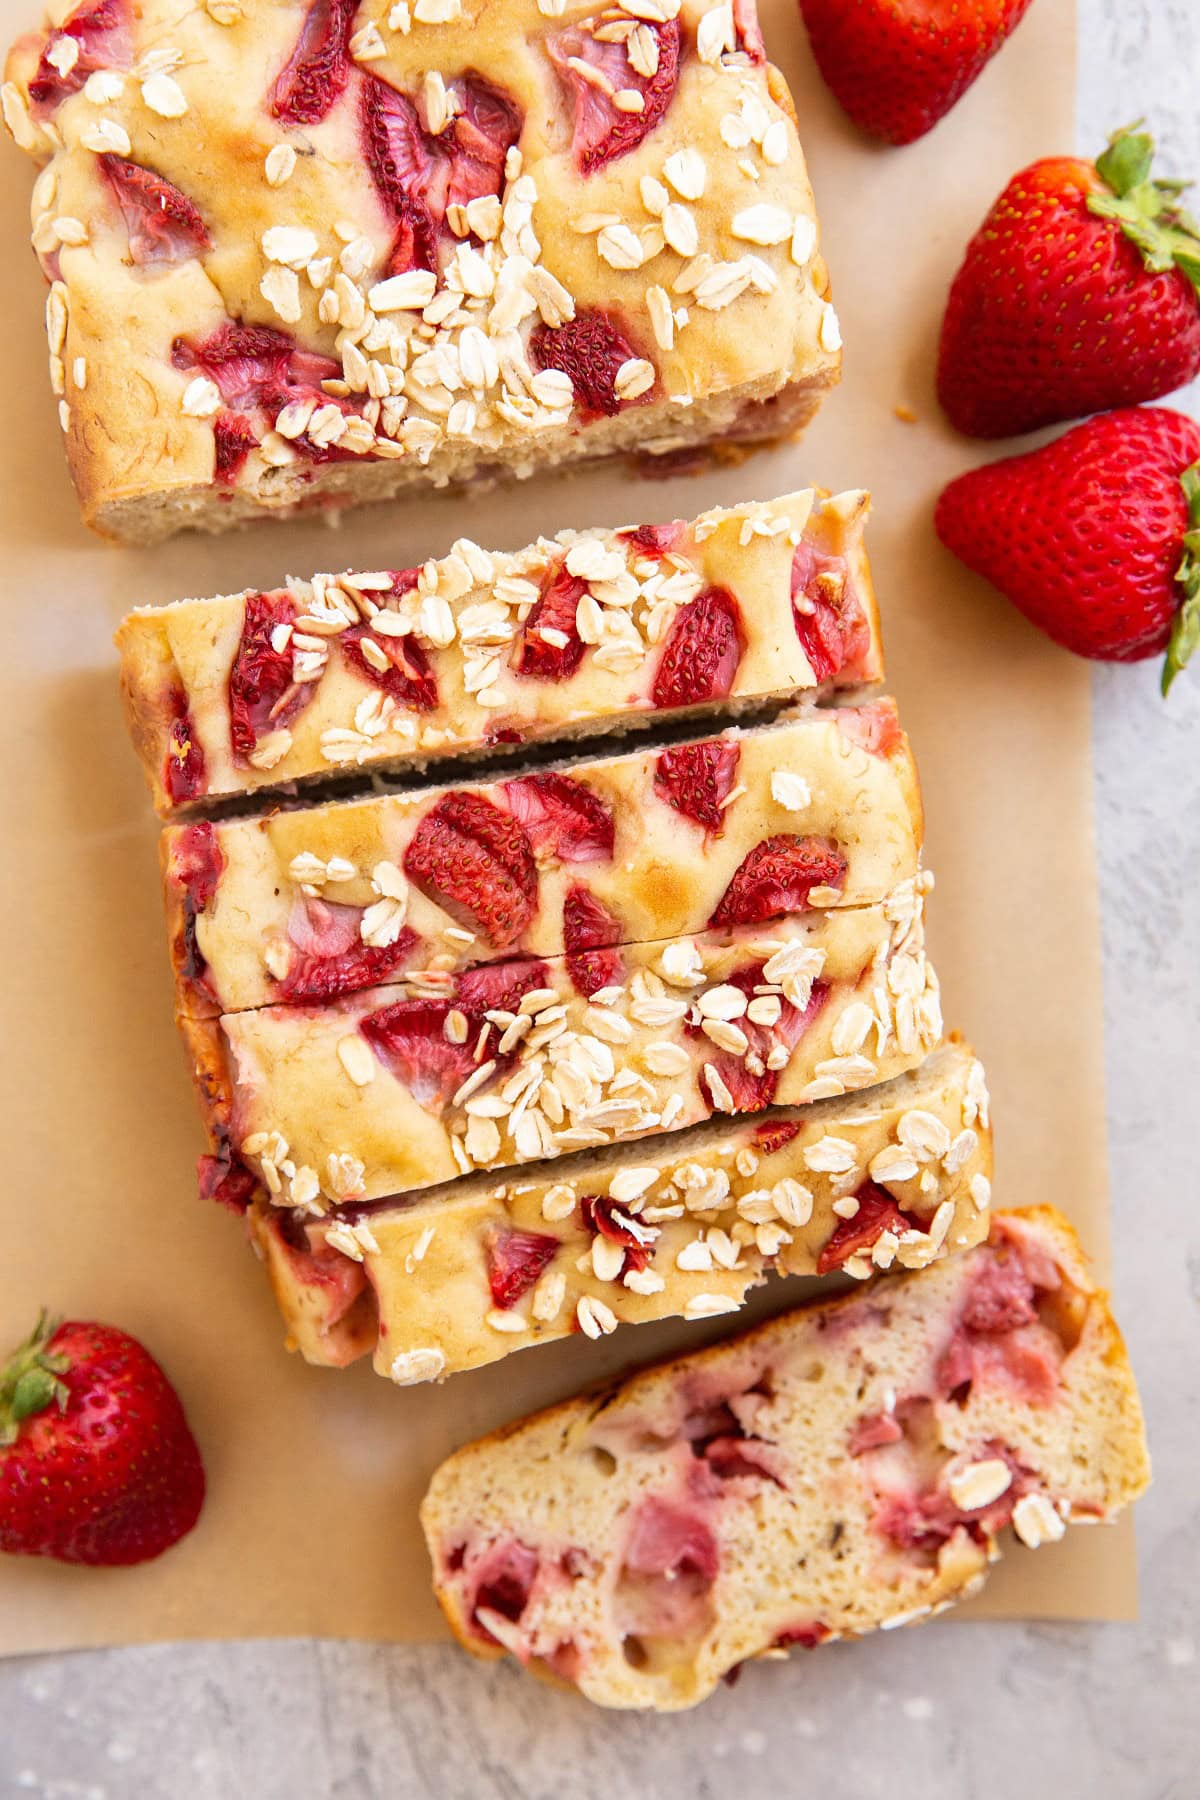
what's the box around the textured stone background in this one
[2,2,1198,1794]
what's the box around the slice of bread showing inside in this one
[421,1207,1149,1711]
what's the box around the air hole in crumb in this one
[587,1445,618,1476]
[800,1362,824,1382]
[622,1634,649,1670]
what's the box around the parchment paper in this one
[1,0,1134,1655]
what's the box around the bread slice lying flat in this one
[166,702,921,1016]
[115,492,879,813]
[421,1207,1149,1711]
[251,1039,992,1381]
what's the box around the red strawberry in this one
[503,772,615,863]
[360,997,478,1108]
[170,821,223,1003]
[694,965,825,1114]
[834,698,904,759]
[816,1182,910,1275]
[938,127,1200,438]
[173,321,353,477]
[529,311,649,420]
[361,72,520,275]
[579,1196,651,1275]
[339,622,439,713]
[164,689,206,806]
[622,519,686,559]
[456,958,550,1019]
[562,885,624,996]
[513,562,587,680]
[653,739,741,835]
[486,1230,559,1310]
[546,18,680,173]
[709,836,849,928]
[753,1118,802,1155]
[404,790,538,948]
[228,591,316,761]
[652,587,746,711]
[197,1149,259,1215]
[170,324,325,412]
[791,540,871,682]
[361,959,548,1106]
[935,405,1200,691]
[0,1314,204,1566]
[269,0,358,125]
[213,413,259,484]
[278,921,419,1003]
[798,0,1035,147]
[99,156,210,266]
[28,0,130,112]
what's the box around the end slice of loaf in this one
[5,0,838,543]
[115,492,880,814]
[250,1039,992,1381]
[421,1207,1149,1711]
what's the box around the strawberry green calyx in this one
[1163,461,1200,695]
[1089,124,1200,300]
[0,1312,69,1448]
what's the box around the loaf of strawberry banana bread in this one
[167,703,921,1015]
[117,491,879,813]
[188,879,942,1208]
[250,1039,992,1379]
[422,1207,1149,1710]
[4,0,840,542]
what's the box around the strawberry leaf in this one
[1088,124,1200,302]
[1163,460,1200,695]
[1094,123,1154,196]
[0,1312,69,1447]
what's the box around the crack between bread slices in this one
[163,689,889,824]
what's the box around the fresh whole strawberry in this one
[798,0,1035,147]
[939,126,1200,438]
[0,1314,205,1566]
[935,406,1200,692]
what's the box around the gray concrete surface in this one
[2,2,1199,1795]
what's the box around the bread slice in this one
[115,491,880,813]
[166,702,921,1015]
[250,1039,992,1379]
[186,880,941,1208]
[5,0,838,543]
[421,1207,1149,1711]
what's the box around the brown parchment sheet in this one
[0,0,1135,1656]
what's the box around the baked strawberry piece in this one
[3,0,839,543]
[163,703,921,1015]
[117,491,881,813]
[248,1040,992,1381]
[421,1208,1148,1710]
[184,879,942,1208]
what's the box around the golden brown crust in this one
[4,0,840,541]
